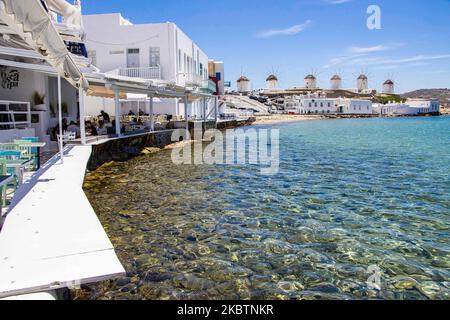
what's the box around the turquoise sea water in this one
[80,116,450,300]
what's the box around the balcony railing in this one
[118,67,162,80]
[201,79,217,93]
[177,73,204,87]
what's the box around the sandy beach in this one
[252,114,326,125]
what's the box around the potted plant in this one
[62,102,68,116]
[32,92,46,111]
[49,103,56,117]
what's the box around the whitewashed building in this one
[0,0,91,147]
[382,79,395,94]
[266,74,278,91]
[357,74,368,92]
[336,98,373,114]
[208,60,225,96]
[374,99,440,116]
[285,95,336,114]
[330,75,342,90]
[236,76,251,94]
[83,13,216,118]
[304,74,317,89]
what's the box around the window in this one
[88,50,97,66]
[320,102,323,107]
[178,49,182,71]
[149,47,160,67]
[200,63,203,77]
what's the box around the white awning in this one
[0,0,88,89]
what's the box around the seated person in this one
[67,121,81,138]
[128,110,136,116]
[85,121,98,136]
[99,110,111,123]
[51,118,68,141]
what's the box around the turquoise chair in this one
[0,158,6,207]
[0,158,16,207]
[0,156,18,202]
[14,140,36,169]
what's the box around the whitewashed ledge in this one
[0,145,125,299]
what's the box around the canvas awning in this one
[0,0,88,89]
[87,85,127,99]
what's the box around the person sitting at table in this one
[85,121,98,136]
[52,118,68,141]
[99,110,111,123]
[128,110,136,116]
[67,121,81,138]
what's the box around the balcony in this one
[201,79,217,94]
[118,67,162,80]
[177,73,204,88]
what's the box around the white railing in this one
[119,67,161,80]
[177,73,204,87]
[0,100,31,129]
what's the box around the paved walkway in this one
[0,145,124,299]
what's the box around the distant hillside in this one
[401,89,450,106]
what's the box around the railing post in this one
[149,95,154,131]
[57,74,64,164]
[114,90,121,137]
[184,95,190,139]
[79,88,87,145]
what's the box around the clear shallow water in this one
[77,117,450,300]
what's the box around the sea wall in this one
[87,117,256,171]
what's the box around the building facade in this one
[374,99,440,116]
[83,13,214,117]
[336,98,373,114]
[236,76,251,94]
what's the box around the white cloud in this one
[349,45,393,54]
[257,21,311,38]
[325,0,353,4]
[324,53,450,69]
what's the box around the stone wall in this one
[87,117,256,171]
[87,130,174,171]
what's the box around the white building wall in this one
[337,99,373,114]
[266,80,278,91]
[237,81,251,93]
[83,13,210,118]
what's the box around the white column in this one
[214,96,218,127]
[149,95,154,131]
[202,97,207,133]
[57,75,64,164]
[114,90,121,137]
[184,95,189,137]
[79,88,86,145]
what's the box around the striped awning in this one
[0,0,88,89]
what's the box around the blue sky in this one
[82,0,450,93]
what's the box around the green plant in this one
[62,102,68,115]
[377,95,407,105]
[49,103,55,116]
[32,91,45,105]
